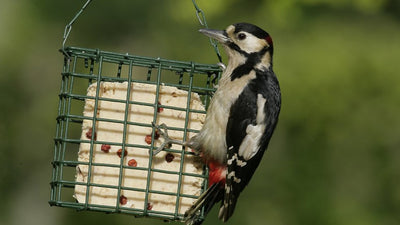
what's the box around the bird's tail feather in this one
[184,182,223,225]
[217,190,238,222]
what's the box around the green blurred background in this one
[1,0,400,224]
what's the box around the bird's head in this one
[200,23,273,66]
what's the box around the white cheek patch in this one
[236,32,267,53]
[238,94,267,160]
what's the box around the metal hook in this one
[61,0,93,55]
[191,0,223,63]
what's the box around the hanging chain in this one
[191,0,223,63]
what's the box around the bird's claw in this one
[150,122,171,156]
[217,62,226,70]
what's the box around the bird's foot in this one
[150,122,184,156]
[217,62,226,70]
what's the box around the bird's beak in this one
[199,28,230,44]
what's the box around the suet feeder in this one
[49,0,222,222]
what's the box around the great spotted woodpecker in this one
[154,23,281,224]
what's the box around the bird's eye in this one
[238,33,246,40]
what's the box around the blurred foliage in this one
[1,0,400,225]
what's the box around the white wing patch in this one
[238,94,267,160]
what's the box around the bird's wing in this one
[219,76,280,222]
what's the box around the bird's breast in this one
[196,70,257,163]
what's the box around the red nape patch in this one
[265,35,273,46]
[207,160,226,187]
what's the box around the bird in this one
[154,22,281,224]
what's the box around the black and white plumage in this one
[159,23,281,224]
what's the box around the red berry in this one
[119,195,127,205]
[101,144,111,153]
[165,153,175,163]
[86,128,96,140]
[157,101,163,113]
[128,159,137,167]
[117,148,127,158]
[145,135,152,144]
[154,130,160,139]
[145,131,161,145]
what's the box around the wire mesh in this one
[49,46,222,221]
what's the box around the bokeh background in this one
[1,0,400,224]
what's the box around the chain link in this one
[191,0,223,63]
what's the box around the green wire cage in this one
[49,0,222,222]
